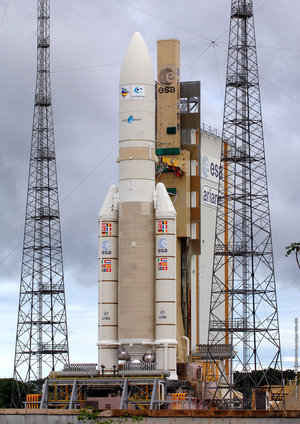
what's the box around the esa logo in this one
[102,240,112,255]
[158,238,168,253]
[159,67,175,85]
[158,67,176,94]
[158,86,175,94]
[202,154,223,181]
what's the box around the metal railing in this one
[123,362,157,371]
[63,363,98,372]
[231,2,253,18]
[201,123,222,139]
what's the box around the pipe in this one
[158,381,165,408]
[121,370,170,377]
[182,336,190,362]
[49,370,99,378]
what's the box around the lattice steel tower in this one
[12,0,69,407]
[206,0,283,409]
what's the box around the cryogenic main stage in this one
[97,33,177,379]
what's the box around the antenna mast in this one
[12,0,69,407]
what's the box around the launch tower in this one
[206,0,284,409]
[12,0,69,407]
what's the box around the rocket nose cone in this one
[120,32,154,85]
[128,31,145,47]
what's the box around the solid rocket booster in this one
[98,32,177,379]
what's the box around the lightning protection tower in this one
[12,0,69,407]
[295,318,298,401]
[205,0,284,409]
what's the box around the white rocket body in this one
[98,32,177,379]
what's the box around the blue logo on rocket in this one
[158,238,167,249]
[158,238,168,253]
[102,240,111,250]
[134,86,143,94]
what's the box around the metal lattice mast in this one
[295,318,298,401]
[12,0,69,407]
[206,0,283,409]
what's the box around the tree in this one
[286,242,300,270]
[0,379,15,408]
[0,378,43,408]
[0,379,33,408]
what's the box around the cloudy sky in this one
[0,0,299,378]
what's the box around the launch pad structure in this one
[37,372,169,410]
[16,0,284,413]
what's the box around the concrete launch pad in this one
[1,409,300,424]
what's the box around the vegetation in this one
[0,379,15,408]
[0,378,43,408]
[233,368,297,390]
[286,242,300,270]
[76,409,143,424]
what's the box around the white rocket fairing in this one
[98,32,177,379]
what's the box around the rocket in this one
[98,32,177,379]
